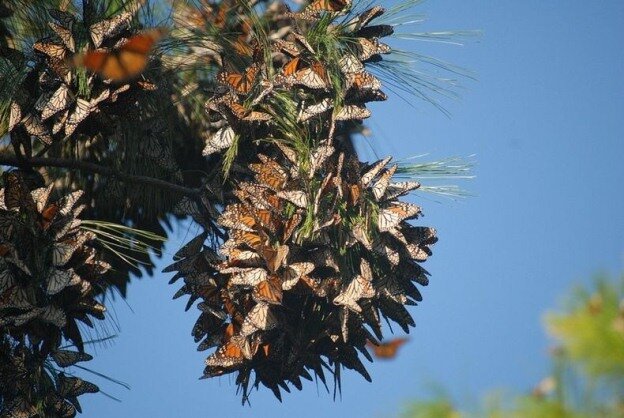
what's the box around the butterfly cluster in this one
[0,172,108,417]
[0,340,98,418]
[7,3,157,152]
[163,0,437,401]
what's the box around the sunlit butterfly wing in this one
[339,53,364,74]
[262,244,289,273]
[52,240,80,266]
[371,164,397,201]
[241,302,276,336]
[64,99,91,136]
[299,98,333,122]
[351,223,372,249]
[281,261,314,290]
[361,156,392,187]
[291,32,316,54]
[355,37,391,61]
[296,62,328,89]
[41,83,72,120]
[206,340,244,368]
[8,101,21,132]
[383,181,421,200]
[305,0,351,13]
[21,114,52,144]
[89,11,133,47]
[33,40,66,60]
[283,211,302,241]
[335,104,371,121]
[217,64,258,94]
[51,109,68,135]
[276,190,308,208]
[272,39,301,57]
[252,276,283,304]
[48,22,75,52]
[228,267,268,286]
[226,101,272,122]
[333,276,374,313]
[202,126,235,155]
[347,71,381,91]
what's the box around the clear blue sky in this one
[83,1,624,416]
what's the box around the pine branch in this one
[0,153,201,196]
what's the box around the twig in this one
[0,153,201,196]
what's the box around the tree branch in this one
[0,153,201,196]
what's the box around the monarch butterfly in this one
[282,57,328,89]
[49,8,76,30]
[305,0,351,13]
[351,223,372,250]
[64,98,92,136]
[217,64,259,94]
[367,337,409,359]
[373,237,400,265]
[22,114,53,145]
[276,190,308,208]
[309,144,335,175]
[282,211,302,241]
[41,84,72,121]
[281,261,314,290]
[51,350,93,368]
[46,268,72,295]
[356,24,394,39]
[225,101,272,122]
[361,156,392,186]
[333,260,375,313]
[250,158,289,191]
[52,239,81,266]
[58,375,99,397]
[33,40,67,60]
[252,276,283,304]
[40,305,68,328]
[74,28,167,81]
[240,302,276,336]
[334,104,371,121]
[370,165,397,201]
[383,181,421,201]
[227,267,268,286]
[355,37,391,62]
[347,71,381,91]
[49,21,75,52]
[89,11,133,48]
[402,226,437,246]
[219,204,257,232]
[262,245,289,273]
[339,53,364,74]
[299,98,333,122]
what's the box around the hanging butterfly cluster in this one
[0,338,98,418]
[0,172,109,417]
[166,0,437,400]
[7,4,157,151]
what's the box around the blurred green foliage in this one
[401,273,624,418]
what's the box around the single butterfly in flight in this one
[74,28,167,81]
[367,337,409,359]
